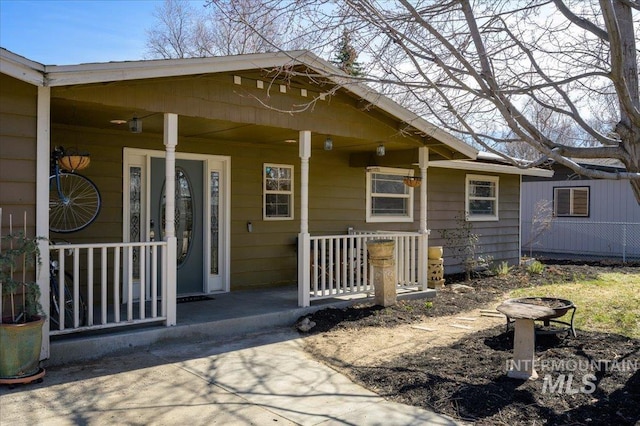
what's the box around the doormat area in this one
[177,295,216,303]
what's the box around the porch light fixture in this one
[110,119,127,125]
[129,117,142,133]
[284,139,297,144]
[376,144,385,156]
[324,137,333,151]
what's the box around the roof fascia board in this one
[44,50,310,87]
[430,159,554,177]
[0,49,45,86]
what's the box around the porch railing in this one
[49,241,168,335]
[309,231,426,302]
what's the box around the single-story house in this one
[522,159,640,261]
[0,47,551,360]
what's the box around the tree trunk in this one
[610,1,640,204]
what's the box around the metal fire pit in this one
[504,297,577,337]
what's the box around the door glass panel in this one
[210,171,219,275]
[129,167,141,278]
[160,167,194,267]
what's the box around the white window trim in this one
[263,163,294,221]
[366,167,414,223]
[553,186,589,217]
[466,174,499,221]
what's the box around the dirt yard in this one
[297,263,640,425]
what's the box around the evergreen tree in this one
[332,29,362,76]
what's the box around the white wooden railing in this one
[308,231,426,302]
[49,241,168,335]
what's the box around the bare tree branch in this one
[553,0,610,40]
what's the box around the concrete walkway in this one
[1,328,460,425]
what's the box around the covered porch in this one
[3,51,477,362]
[45,129,434,339]
[47,281,437,366]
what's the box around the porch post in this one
[298,130,311,307]
[37,86,51,359]
[164,113,178,326]
[418,147,429,290]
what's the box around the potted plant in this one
[0,231,46,381]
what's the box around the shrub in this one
[527,260,545,275]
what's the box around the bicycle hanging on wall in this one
[49,146,102,233]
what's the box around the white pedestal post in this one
[367,240,397,307]
[508,318,538,380]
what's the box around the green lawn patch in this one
[509,270,640,338]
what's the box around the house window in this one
[466,174,499,221]
[554,186,589,217]
[366,168,414,222]
[264,164,294,220]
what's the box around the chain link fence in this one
[522,221,640,262]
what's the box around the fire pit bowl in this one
[502,297,577,337]
[506,297,574,320]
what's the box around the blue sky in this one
[0,0,171,65]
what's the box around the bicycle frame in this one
[49,146,102,233]
[50,147,69,204]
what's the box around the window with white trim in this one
[466,174,499,221]
[366,168,414,222]
[263,163,294,220]
[554,186,589,217]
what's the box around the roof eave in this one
[1,47,476,159]
[0,48,45,86]
[429,159,554,177]
[44,50,311,87]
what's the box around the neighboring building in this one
[522,159,640,261]
[0,48,550,361]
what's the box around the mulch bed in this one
[299,262,640,425]
[352,328,639,425]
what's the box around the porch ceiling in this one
[50,97,431,155]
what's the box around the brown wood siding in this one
[427,168,521,273]
[0,74,38,234]
[47,71,521,289]
[48,123,524,287]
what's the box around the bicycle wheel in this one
[50,271,87,330]
[49,172,101,233]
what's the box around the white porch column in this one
[418,147,429,290]
[298,130,311,307]
[36,86,51,359]
[164,113,178,326]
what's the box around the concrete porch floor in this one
[47,286,437,367]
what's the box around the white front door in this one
[123,148,230,299]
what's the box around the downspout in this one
[37,86,51,359]
[164,113,178,326]
[298,130,311,307]
[519,175,522,264]
[418,147,429,290]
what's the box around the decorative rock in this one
[296,317,316,332]
[450,284,475,293]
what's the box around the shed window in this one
[264,164,294,220]
[466,174,499,221]
[554,187,589,217]
[366,168,414,222]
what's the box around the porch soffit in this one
[50,99,422,155]
[43,51,476,160]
